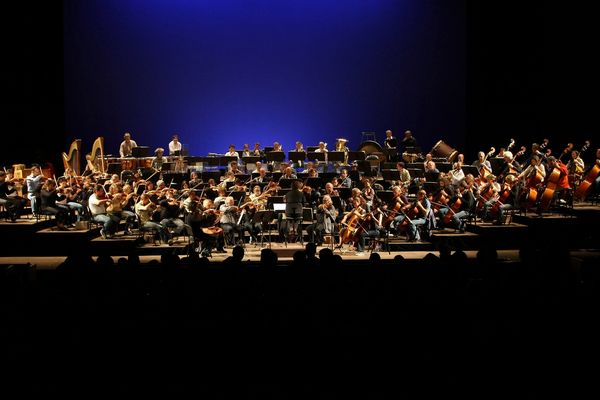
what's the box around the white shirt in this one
[119,140,138,157]
[88,193,107,215]
[169,140,182,155]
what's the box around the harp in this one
[87,137,106,174]
[62,139,82,176]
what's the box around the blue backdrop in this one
[64,0,465,157]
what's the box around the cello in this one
[574,163,600,201]
[338,206,366,247]
[537,167,562,212]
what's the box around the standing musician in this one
[307,194,338,245]
[168,134,182,156]
[119,132,138,158]
[384,129,398,162]
[26,164,45,213]
[472,151,491,171]
[545,156,571,198]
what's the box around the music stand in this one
[107,163,122,174]
[220,156,238,167]
[288,151,306,163]
[436,162,452,173]
[407,168,424,179]
[425,171,440,182]
[242,155,261,167]
[306,146,319,153]
[201,171,221,183]
[328,151,346,163]
[278,178,295,189]
[254,210,274,248]
[305,177,323,190]
[462,165,479,177]
[331,195,343,211]
[348,151,366,161]
[382,169,401,181]
[337,187,352,200]
[265,151,285,163]
[132,146,150,158]
[307,152,326,163]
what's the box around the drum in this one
[121,158,137,171]
[139,158,153,168]
[402,152,419,163]
[431,140,458,162]
[357,140,383,155]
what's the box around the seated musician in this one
[388,185,409,231]
[158,191,193,240]
[279,166,298,182]
[595,148,600,195]
[239,185,269,243]
[401,129,417,150]
[423,153,436,172]
[0,171,27,222]
[252,168,268,183]
[229,160,243,175]
[404,189,433,242]
[105,186,136,235]
[339,169,352,188]
[301,161,316,174]
[56,177,84,221]
[438,179,477,232]
[135,193,171,243]
[186,199,224,255]
[252,142,264,158]
[355,201,386,256]
[40,179,70,230]
[241,143,252,158]
[481,174,502,220]
[338,196,365,247]
[232,178,247,192]
[361,177,375,208]
[307,194,338,245]
[83,154,101,177]
[518,155,546,185]
[449,161,466,188]
[472,151,491,171]
[188,171,202,188]
[119,132,137,158]
[314,141,329,172]
[219,196,244,245]
[498,151,522,180]
[220,171,236,188]
[307,168,319,178]
[492,174,517,225]
[213,186,228,209]
[151,148,166,171]
[292,141,305,169]
[396,162,411,187]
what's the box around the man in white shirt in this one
[119,132,138,158]
[168,134,182,156]
[88,185,120,238]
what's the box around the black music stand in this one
[220,156,238,167]
[305,177,323,190]
[348,151,366,161]
[307,152,326,163]
[382,169,401,181]
[201,171,222,183]
[328,151,346,164]
[256,210,275,248]
[425,171,440,182]
[376,190,394,204]
[436,162,452,173]
[265,151,285,163]
[231,191,246,204]
[337,187,352,200]
[264,146,274,153]
[242,155,261,167]
[331,195,343,211]
[278,178,295,189]
[107,163,122,174]
[288,151,306,164]
[132,146,150,158]
[306,146,319,153]
[462,165,479,177]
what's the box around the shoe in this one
[100,229,107,239]
[168,239,174,246]
[124,229,133,236]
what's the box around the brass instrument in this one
[335,138,349,165]
[62,139,82,176]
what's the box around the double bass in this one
[574,163,600,201]
[537,167,562,212]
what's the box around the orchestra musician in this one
[89,185,120,238]
[498,150,522,180]
[168,134,182,156]
[450,161,465,188]
[306,194,338,245]
[355,201,386,256]
[545,156,571,200]
[384,129,398,151]
[0,171,27,222]
[40,179,70,230]
[314,141,328,172]
[339,169,352,188]
[292,141,305,169]
[566,150,585,185]
[135,193,171,244]
[401,130,417,150]
[151,148,166,171]
[279,166,298,182]
[158,190,194,240]
[252,142,264,158]
[595,148,600,195]
[480,174,501,220]
[517,155,546,185]
[396,162,411,187]
[119,132,138,158]
[439,178,477,232]
[405,189,432,242]
[225,144,240,161]
[26,165,45,213]
[219,196,244,246]
[241,143,252,158]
